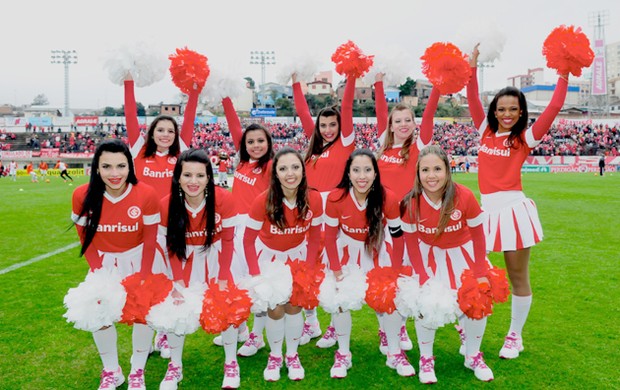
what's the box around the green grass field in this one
[0,172,618,389]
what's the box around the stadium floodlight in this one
[249,50,276,88]
[50,50,78,117]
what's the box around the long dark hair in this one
[377,103,415,163]
[77,139,138,255]
[336,148,385,254]
[167,149,216,260]
[266,147,310,231]
[304,106,341,164]
[487,87,528,148]
[400,145,456,237]
[142,115,181,158]
[238,123,274,172]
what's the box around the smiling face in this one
[494,95,522,133]
[390,108,415,144]
[179,161,208,203]
[98,151,129,197]
[418,153,447,202]
[245,129,269,160]
[152,119,176,151]
[349,155,376,198]
[275,152,303,192]
[318,114,339,143]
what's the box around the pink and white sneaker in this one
[316,325,337,348]
[128,369,146,390]
[263,354,283,382]
[222,360,241,389]
[465,352,494,382]
[237,332,265,357]
[378,329,388,355]
[97,367,124,389]
[418,355,437,384]
[285,353,305,380]
[399,325,413,351]
[154,332,171,359]
[386,351,415,377]
[159,362,183,390]
[499,331,524,359]
[330,350,352,378]
[299,322,322,345]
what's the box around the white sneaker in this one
[98,367,124,389]
[285,353,305,381]
[222,360,240,389]
[330,350,352,379]
[455,324,466,356]
[419,355,437,384]
[263,354,283,381]
[378,329,388,356]
[128,369,146,390]
[299,322,322,345]
[159,362,183,390]
[237,326,250,343]
[465,352,494,382]
[213,334,223,346]
[386,351,415,377]
[499,331,524,359]
[399,325,413,351]
[238,332,265,357]
[154,333,171,358]
[316,325,337,348]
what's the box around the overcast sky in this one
[2,0,619,110]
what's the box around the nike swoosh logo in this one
[342,215,351,220]
[145,160,155,164]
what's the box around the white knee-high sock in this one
[167,333,185,366]
[252,312,267,336]
[509,295,532,336]
[463,316,487,357]
[284,312,304,357]
[304,308,318,325]
[93,326,119,370]
[332,311,352,355]
[222,326,239,363]
[131,324,154,372]
[265,317,285,357]
[415,320,436,357]
[376,312,384,331]
[383,312,403,355]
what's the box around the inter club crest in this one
[128,206,142,219]
[450,209,462,221]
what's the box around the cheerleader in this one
[70,139,160,390]
[323,148,409,378]
[373,72,440,354]
[467,44,569,359]
[221,97,274,356]
[401,145,493,383]
[243,147,323,382]
[124,73,201,357]
[157,149,239,389]
[291,71,356,347]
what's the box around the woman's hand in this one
[375,72,385,83]
[291,72,298,84]
[171,288,185,306]
[334,270,344,282]
[469,43,480,67]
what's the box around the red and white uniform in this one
[467,68,568,251]
[375,82,440,201]
[71,182,161,278]
[159,186,238,286]
[401,184,488,289]
[323,188,404,273]
[293,77,356,196]
[124,79,199,197]
[243,190,323,276]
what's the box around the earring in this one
[204,188,208,198]
[178,187,184,199]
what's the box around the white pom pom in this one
[453,22,507,63]
[277,54,320,84]
[103,42,167,87]
[416,277,458,329]
[238,261,292,312]
[319,264,368,313]
[363,44,415,87]
[394,274,421,318]
[200,61,246,104]
[146,283,206,336]
[63,268,126,332]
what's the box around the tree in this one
[398,77,416,96]
[32,94,49,106]
[136,102,146,117]
[244,77,255,89]
[275,98,293,116]
[102,106,117,116]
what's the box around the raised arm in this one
[418,88,440,146]
[180,84,200,148]
[340,76,356,139]
[466,44,486,128]
[530,76,568,141]
[292,73,316,138]
[374,73,388,137]
[124,77,141,147]
[222,97,243,151]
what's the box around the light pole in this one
[249,50,276,87]
[50,50,78,117]
[477,62,495,104]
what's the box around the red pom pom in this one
[200,281,252,334]
[286,259,325,310]
[365,267,399,314]
[420,42,472,94]
[331,40,374,78]
[457,269,493,320]
[120,273,172,325]
[543,25,594,77]
[487,266,510,303]
[169,47,210,94]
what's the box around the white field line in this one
[0,242,80,275]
